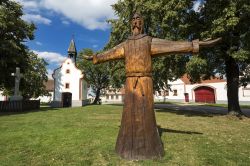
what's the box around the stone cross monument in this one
[10,67,23,101]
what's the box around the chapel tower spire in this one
[68,38,77,63]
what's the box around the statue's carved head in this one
[131,13,144,36]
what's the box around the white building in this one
[36,80,54,103]
[154,74,250,104]
[51,39,88,107]
[100,88,125,104]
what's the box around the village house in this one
[154,74,250,104]
[100,87,125,104]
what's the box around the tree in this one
[187,0,250,116]
[0,1,50,100]
[2,51,50,100]
[21,51,49,99]
[77,48,111,104]
[0,0,35,90]
[106,0,195,91]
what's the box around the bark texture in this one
[93,88,101,104]
[225,56,243,115]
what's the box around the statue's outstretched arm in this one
[151,38,222,57]
[199,38,222,48]
[83,42,125,64]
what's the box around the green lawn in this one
[0,105,250,166]
[155,101,250,109]
[202,103,250,109]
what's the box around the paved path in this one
[154,104,250,117]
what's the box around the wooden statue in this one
[85,13,221,160]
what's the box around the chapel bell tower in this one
[68,38,77,63]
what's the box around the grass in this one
[155,101,250,109]
[0,105,250,166]
[202,103,250,109]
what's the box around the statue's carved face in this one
[131,13,143,36]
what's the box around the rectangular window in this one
[106,95,109,99]
[65,83,70,89]
[111,95,114,100]
[173,90,178,96]
[164,90,169,96]
[116,95,119,99]
[66,69,70,74]
[243,88,250,97]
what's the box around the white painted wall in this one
[52,58,86,102]
[239,85,250,101]
[157,79,250,104]
[101,94,124,103]
[186,82,227,102]
[0,91,6,101]
[35,92,53,103]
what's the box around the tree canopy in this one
[0,0,49,99]
[106,0,195,92]
[186,0,250,115]
[77,48,111,104]
[21,51,49,99]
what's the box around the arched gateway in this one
[194,86,215,103]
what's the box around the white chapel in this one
[51,39,88,107]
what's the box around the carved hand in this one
[83,55,93,60]
[199,37,222,47]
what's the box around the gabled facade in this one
[51,39,88,107]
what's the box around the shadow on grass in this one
[155,108,225,117]
[0,106,59,117]
[105,104,124,107]
[157,126,203,137]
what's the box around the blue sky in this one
[15,0,117,78]
[15,0,202,79]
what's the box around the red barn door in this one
[194,86,215,103]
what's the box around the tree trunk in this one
[225,56,243,116]
[93,88,101,104]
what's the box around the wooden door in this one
[194,86,215,103]
[62,92,72,107]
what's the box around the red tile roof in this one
[44,80,54,91]
[180,74,226,84]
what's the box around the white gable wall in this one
[52,58,87,107]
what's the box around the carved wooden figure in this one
[85,13,221,160]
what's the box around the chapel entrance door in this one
[62,92,72,107]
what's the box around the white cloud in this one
[15,0,118,30]
[35,41,43,46]
[62,20,70,25]
[41,0,117,30]
[33,50,66,65]
[22,14,52,25]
